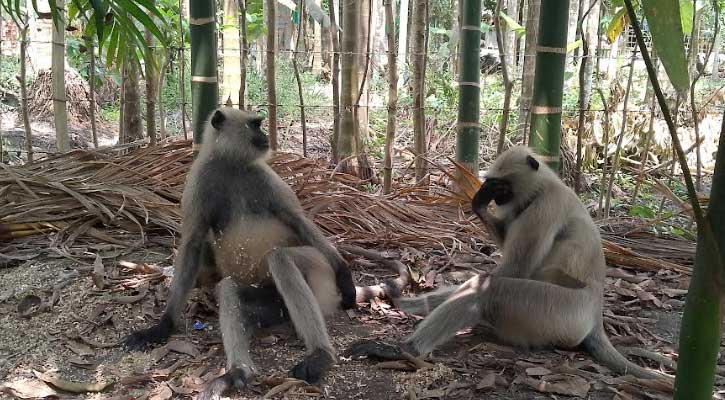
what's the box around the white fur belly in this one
[213,218,296,283]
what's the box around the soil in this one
[1,242,721,400]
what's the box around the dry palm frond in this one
[0,140,693,275]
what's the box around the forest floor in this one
[0,239,722,400]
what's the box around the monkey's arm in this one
[272,205,357,309]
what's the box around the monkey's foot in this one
[336,266,357,310]
[197,366,254,400]
[289,348,335,384]
[346,340,412,361]
[123,315,173,350]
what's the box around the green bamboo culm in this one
[528,0,570,173]
[674,109,725,399]
[455,0,482,173]
[189,0,219,151]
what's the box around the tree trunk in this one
[329,0,341,162]
[293,0,308,157]
[52,0,69,152]
[158,51,171,140]
[19,22,32,163]
[688,4,702,78]
[239,0,248,109]
[517,0,540,140]
[495,0,513,154]
[528,0,569,173]
[179,0,188,139]
[397,0,409,89]
[356,0,372,139]
[311,0,323,75]
[122,59,143,143]
[505,0,518,70]
[265,0,278,149]
[455,0,481,173]
[0,10,3,163]
[87,38,98,148]
[383,0,398,194]
[190,0,219,148]
[337,0,360,171]
[145,0,158,145]
[222,0,241,106]
[573,0,596,191]
[411,0,427,182]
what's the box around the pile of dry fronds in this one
[0,140,694,274]
[0,140,482,263]
[26,68,99,126]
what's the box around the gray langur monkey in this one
[348,146,671,381]
[125,107,404,399]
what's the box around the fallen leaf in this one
[375,360,419,371]
[263,378,305,399]
[476,370,496,391]
[525,374,591,397]
[92,255,106,289]
[525,366,552,376]
[259,335,279,345]
[113,285,149,304]
[65,340,95,357]
[17,294,42,317]
[166,340,200,358]
[0,378,57,399]
[149,383,173,400]
[662,288,688,297]
[34,370,112,393]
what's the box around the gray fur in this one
[127,107,352,396]
[398,146,670,381]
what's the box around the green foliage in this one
[0,55,21,94]
[246,59,330,121]
[100,102,120,122]
[641,0,690,92]
[629,204,656,218]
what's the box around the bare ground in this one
[1,242,722,400]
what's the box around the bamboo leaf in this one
[567,39,583,53]
[116,0,166,43]
[607,7,628,44]
[679,0,693,35]
[90,0,105,43]
[642,0,690,92]
[105,22,119,67]
[499,11,526,38]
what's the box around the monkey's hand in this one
[124,315,173,350]
[346,340,418,361]
[333,257,357,310]
[472,178,513,212]
[198,366,254,400]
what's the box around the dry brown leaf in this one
[16,294,42,317]
[263,378,305,399]
[0,378,57,399]
[476,370,497,391]
[148,383,173,400]
[112,285,149,304]
[525,374,591,397]
[375,360,419,371]
[166,340,201,358]
[91,254,106,289]
[525,366,552,376]
[33,370,112,393]
[65,340,95,357]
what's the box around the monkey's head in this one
[201,107,269,162]
[474,146,551,208]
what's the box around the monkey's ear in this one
[211,110,226,130]
[526,155,539,171]
[248,116,264,129]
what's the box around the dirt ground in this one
[1,241,722,400]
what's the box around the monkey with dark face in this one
[124,108,401,399]
[348,146,671,381]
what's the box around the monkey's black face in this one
[472,178,513,210]
[251,133,269,150]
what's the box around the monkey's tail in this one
[581,326,673,382]
[337,244,410,304]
